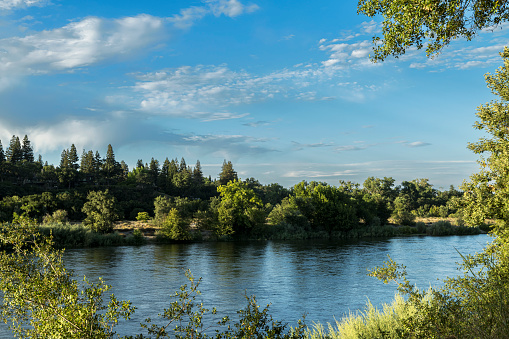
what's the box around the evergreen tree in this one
[120,161,129,180]
[136,159,144,169]
[179,157,187,172]
[218,160,238,186]
[94,151,102,173]
[68,144,79,170]
[102,144,121,181]
[148,158,160,185]
[193,160,204,184]
[0,140,4,164]
[20,135,34,163]
[6,135,22,163]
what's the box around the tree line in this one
[0,136,469,239]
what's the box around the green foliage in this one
[391,196,416,226]
[291,181,359,235]
[135,211,150,221]
[0,213,134,338]
[461,48,509,234]
[364,237,509,338]
[358,0,509,61]
[82,190,119,233]
[218,160,238,186]
[42,209,68,225]
[306,295,409,339]
[216,180,263,237]
[159,208,192,241]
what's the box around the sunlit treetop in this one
[358,0,509,61]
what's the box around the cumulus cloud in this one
[0,14,165,81]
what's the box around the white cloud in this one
[0,0,48,10]
[406,141,431,148]
[207,0,259,17]
[130,64,332,118]
[169,0,259,29]
[0,118,115,154]
[0,15,165,81]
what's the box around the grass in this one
[306,294,414,339]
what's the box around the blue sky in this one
[0,0,507,188]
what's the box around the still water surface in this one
[1,234,491,336]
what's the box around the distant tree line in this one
[0,134,468,239]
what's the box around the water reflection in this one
[0,234,491,337]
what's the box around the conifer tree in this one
[0,140,4,164]
[20,135,34,163]
[6,135,22,163]
[102,144,121,183]
[193,160,204,184]
[218,160,238,186]
[68,144,79,170]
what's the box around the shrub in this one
[415,221,426,233]
[136,211,150,221]
[82,190,119,233]
[42,209,68,225]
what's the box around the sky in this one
[0,0,507,189]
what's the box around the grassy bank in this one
[26,218,484,249]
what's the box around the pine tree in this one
[218,160,238,186]
[102,144,121,183]
[6,135,22,163]
[0,140,4,164]
[20,135,34,163]
[94,151,102,173]
[193,160,204,184]
[68,144,79,170]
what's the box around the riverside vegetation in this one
[3,0,509,337]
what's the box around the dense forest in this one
[0,134,477,242]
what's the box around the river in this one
[0,234,491,337]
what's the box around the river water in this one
[0,234,491,337]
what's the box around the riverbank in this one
[34,217,486,249]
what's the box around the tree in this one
[0,140,4,164]
[358,0,509,61]
[20,135,34,163]
[461,47,509,234]
[216,180,263,236]
[159,208,192,241]
[193,160,204,185]
[102,144,121,183]
[218,160,238,186]
[82,190,119,233]
[6,135,22,163]
[0,213,133,338]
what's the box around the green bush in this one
[415,221,426,233]
[135,212,150,221]
[42,209,68,225]
[82,190,119,233]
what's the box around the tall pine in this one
[6,135,22,163]
[21,135,34,162]
[218,160,238,186]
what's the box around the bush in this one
[158,208,192,241]
[136,211,150,221]
[42,209,68,225]
[415,221,426,233]
[82,190,119,233]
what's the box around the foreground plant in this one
[0,213,134,338]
